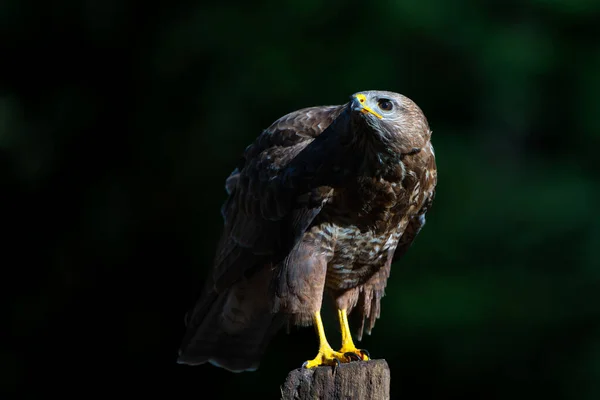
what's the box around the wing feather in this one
[352,143,437,339]
[392,150,437,263]
[212,105,345,291]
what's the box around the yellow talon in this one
[338,309,370,361]
[304,311,347,368]
[303,347,346,369]
[303,309,369,369]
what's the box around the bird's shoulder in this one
[241,105,344,162]
[223,105,344,212]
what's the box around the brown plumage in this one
[178,90,437,372]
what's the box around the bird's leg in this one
[337,308,370,361]
[303,311,347,368]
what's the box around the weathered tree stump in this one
[281,359,390,400]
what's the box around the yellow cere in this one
[353,93,383,119]
[355,93,367,104]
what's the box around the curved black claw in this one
[333,357,342,368]
[344,352,362,361]
[362,349,371,359]
[302,361,309,369]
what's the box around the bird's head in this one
[348,90,431,158]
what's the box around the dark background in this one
[2,0,599,398]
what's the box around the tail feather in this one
[178,278,283,372]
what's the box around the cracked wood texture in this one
[281,360,390,400]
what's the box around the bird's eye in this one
[378,99,393,111]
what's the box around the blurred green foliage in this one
[1,0,599,398]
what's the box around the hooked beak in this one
[351,93,383,119]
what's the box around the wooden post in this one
[280,360,390,400]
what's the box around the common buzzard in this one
[178,90,437,371]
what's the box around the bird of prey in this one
[178,90,437,372]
